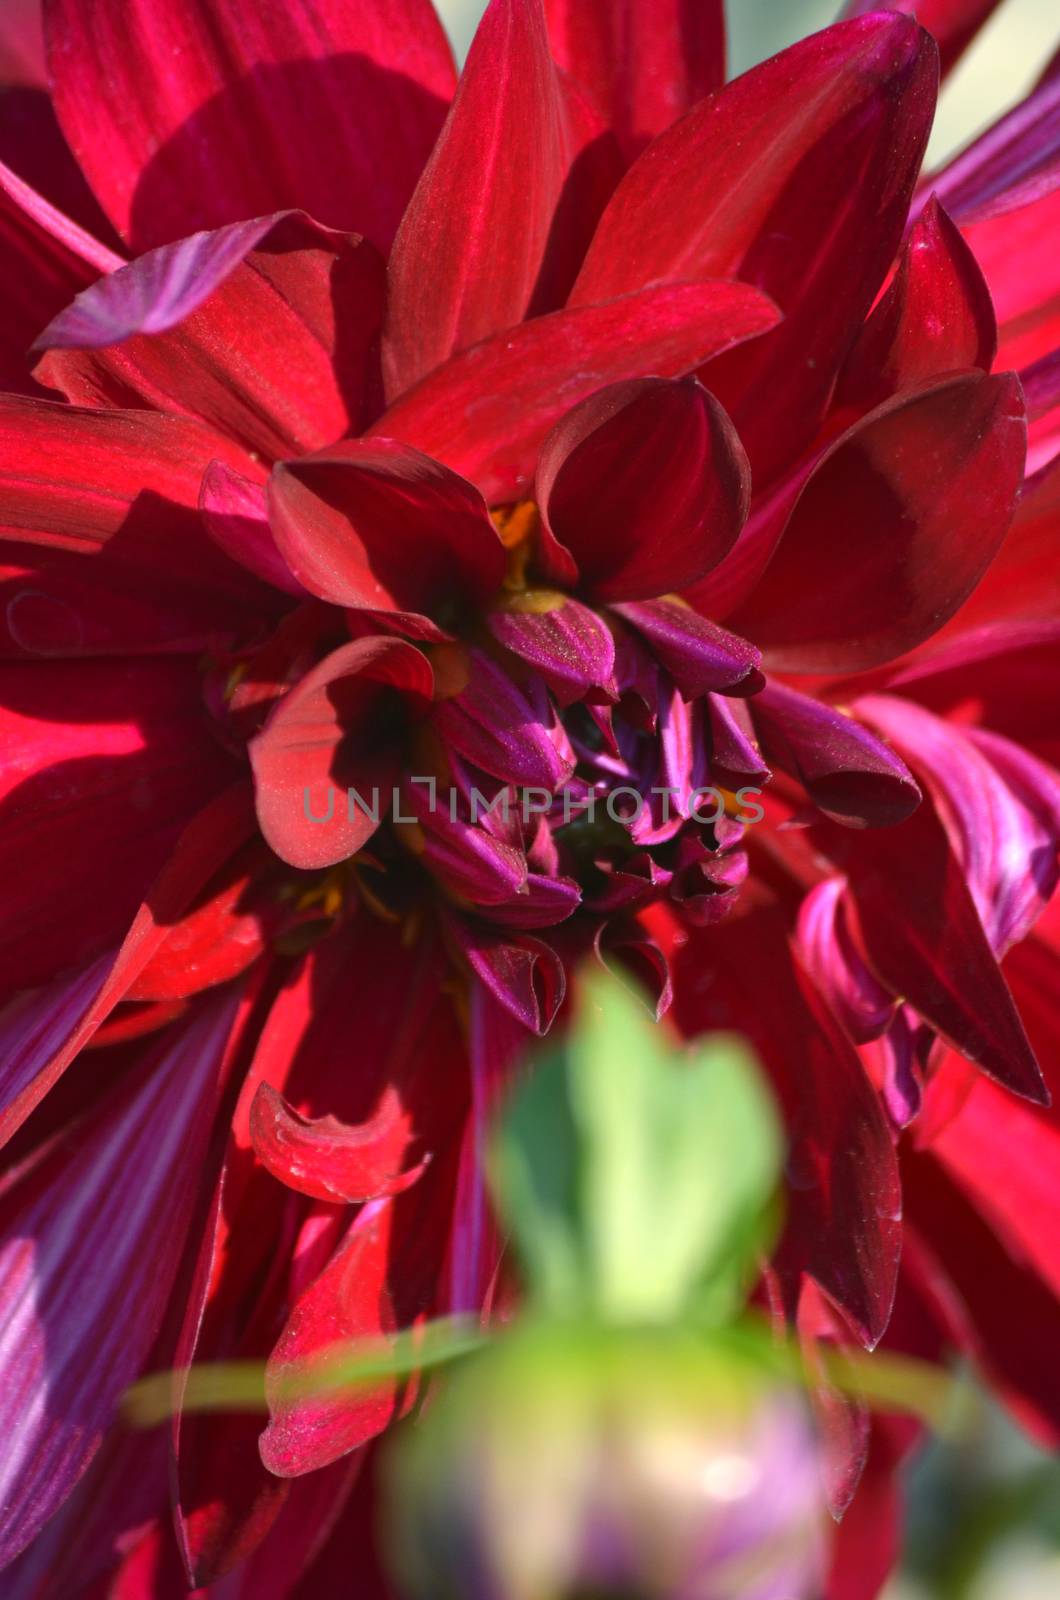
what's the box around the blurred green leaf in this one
[491,967,783,1323]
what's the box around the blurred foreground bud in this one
[385,1321,827,1600]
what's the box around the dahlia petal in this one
[797,878,897,1043]
[961,185,1060,374]
[0,397,275,654]
[837,0,1003,76]
[0,1,44,84]
[260,1160,458,1478]
[200,462,305,598]
[451,920,566,1035]
[249,1082,428,1206]
[432,647,574,791]
[35,215,386,458]
[832,799,1048,1104]
[382,0,611,399]
[857,694,1060,954]
[594,917,674,1019]
[0,955,114,1137]
[376,280,780,502]
[837,196,996,408]
[0,657,239,994]
[486,596,616,706]
[401,781,530,906]
[573,15,937,476]
[249,637,433,871]
[731,373,1027,672]
[43,0,456,252]
[670,909,901,1347]
[0,782,256,1146]
[929,70,1060,222]
[795,1278,871,1519]
[544,0,725,161]
[475,872,582,929]
[535,377,749,600]
[750,681,921,829]
[610,599,762,698]
[0,989,240,1567]
[268,441,505,625]
[707,695,770,789]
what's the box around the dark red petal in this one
[535,377,749,600]
[837,195,996,409]
[268,440,505,622]
[376,280,780,502]
[0,990,240,1567]
[43,0,456,252]
[750,681,921,829]
[731,373,1027,672]
[0,397,275,654]
[572,16,937,478]
[669,906,901,1348]
[431,647,574,791]
[838,0,1004,76]
[249,636,433,870]
[0,782,255,1148]
[35,214,386,459]
[450,920,566,1036]
[830,799,1048,1104]
[383,0,609,400]
[544,0,724,161]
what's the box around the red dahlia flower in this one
[0,0,1058,1592]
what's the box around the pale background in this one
[436,0,1060,162]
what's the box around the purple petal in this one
[925,70,1060,222]
[485,596,616,706]
[432,647,573,791]
[0,991,239,1566]
[475,873,581,929]
[401,782,528,906]
[200,461,306,598]
[751,681,921,828]
[796,877,896,1043]
[611,599,761,698]
[34,215,279,348]
[708,695,771,789]
[448,917,565,1036]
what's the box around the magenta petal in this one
[452,922,566,1036]
[475,872,581,929]
[401,782,529,906]
[0,990,239,1566]
[750,681,921,829]
[383,0,613,398]
[927,69,1060,223]
[0,955,114,1134]
[249,637,433,870]
[544,0,724,161]
[610,598,761,698]
[707,695,770,789]
[249,1082,427,1205]
[535,377,749,601]
[838,0,1003,76]
[35,214,386,459]
[831,801,1048,1105]
[432,647,573,791]
[486,596,616,706]
[200,461,305,598]
[732,373,1028,672]
[44,0,456,252]
[269,440,505,625]
[797,878,896,1044]
[376,280,780,503]
[837,195,996,407]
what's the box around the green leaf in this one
[491,966,783,1324]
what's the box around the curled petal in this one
[450,919,566,1036]
[610,598,761,698]
[797,878,896,1043]
[732,373,1027,672]
[750,681,921,829]
[376,280,780,502]
[431,647,573,791]
[535,377,749,600]
[486,595,616,706]
[249,638,433,870]
[269,440,505,630]
[837,195,996,408]
[249,1082,428,1204]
